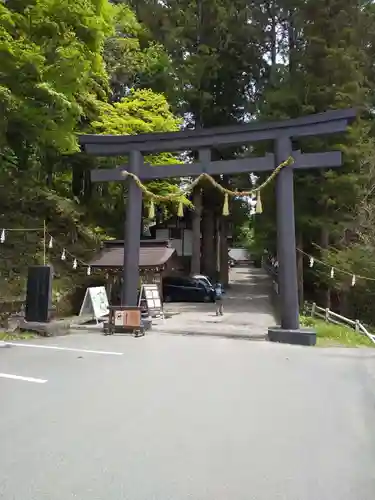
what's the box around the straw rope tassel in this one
[222,193,229,216]
[148,199,155,219]
[256,191,263,214]
[177,200,184,218]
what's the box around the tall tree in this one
[0,0,114,165]
[254,0,369,308]
[129,0,266,125]
[103,2,176,102]
[128,0,267,278]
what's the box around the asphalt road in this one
[1,333,375,500]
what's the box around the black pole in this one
[275,136,299,330]
[122,151,143,306]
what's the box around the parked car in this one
[191,274,213,288]
[162,276,215,303]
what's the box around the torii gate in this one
[79,108,356,346]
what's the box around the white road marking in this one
[0,373,47,384]
[3,342,124,356]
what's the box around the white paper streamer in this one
[61,249,66,261]
[351,275,356,287]
[0,229,5,243]
[309,257,314,268]
[72,258,77,270]
[330,267,335,279]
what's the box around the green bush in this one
[300,316,374,347]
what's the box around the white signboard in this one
[139,284,163,318]
[79,286,109,322]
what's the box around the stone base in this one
[19,319,71,337]
[268,326,316,346]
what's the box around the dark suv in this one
[162,276,215,303]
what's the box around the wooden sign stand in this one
[138,284,164,319]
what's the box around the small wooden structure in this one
[89,239,177,304]
[150,213,233,275]
[105,305,144,337]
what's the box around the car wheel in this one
[164,295,172,303]
[203,295,211,303]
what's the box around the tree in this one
[130,0,266,125]
[129,0,267,279]
[0,0,114,167]
[86,88,183,233]
[103,2,176,102]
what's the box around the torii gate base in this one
[80,108,356,347]
[268,326,316,346]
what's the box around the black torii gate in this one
[80,108,356,346]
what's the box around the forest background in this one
[1,0,375,322]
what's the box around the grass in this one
[300,316,375,348]
[0,331,38,341]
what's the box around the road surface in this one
[1,333,375,499]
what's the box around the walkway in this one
[153,266,276,339]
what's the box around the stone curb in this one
[151,328,267,341]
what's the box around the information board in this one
[79,286,109,322]
[114,309,141,328]
[139,284,163,318]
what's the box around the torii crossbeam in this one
[80,108,356,346]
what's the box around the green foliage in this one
[104,3,175,101]
[0,0,114,160]
[131,0,266,124]
[300,316,375,348]
[0,1,183,309]
[251,0,375,322]
[91,88,181,134]
[0,0,119,306]
[88,88,183,229]
[0,332,38,341]
[0,172,101,298]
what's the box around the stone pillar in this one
[122,150,143,305]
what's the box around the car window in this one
[182,278,196,286]
[192,274,212,284]
[164,276,205,287]
[196,281,207,289]
[196,279,208,288]
[164,277,182,286]
[178,277,191,286]
[164,276,191,286]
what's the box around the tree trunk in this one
[201,206,216,280]
[339,288,350,317]
[219,216,229,286]
[320,226,331,308]
[191,187,202,274]
[288,8,296,75]
[46,163,53,187]
[269,0,277,84]
[297,232,304,308]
